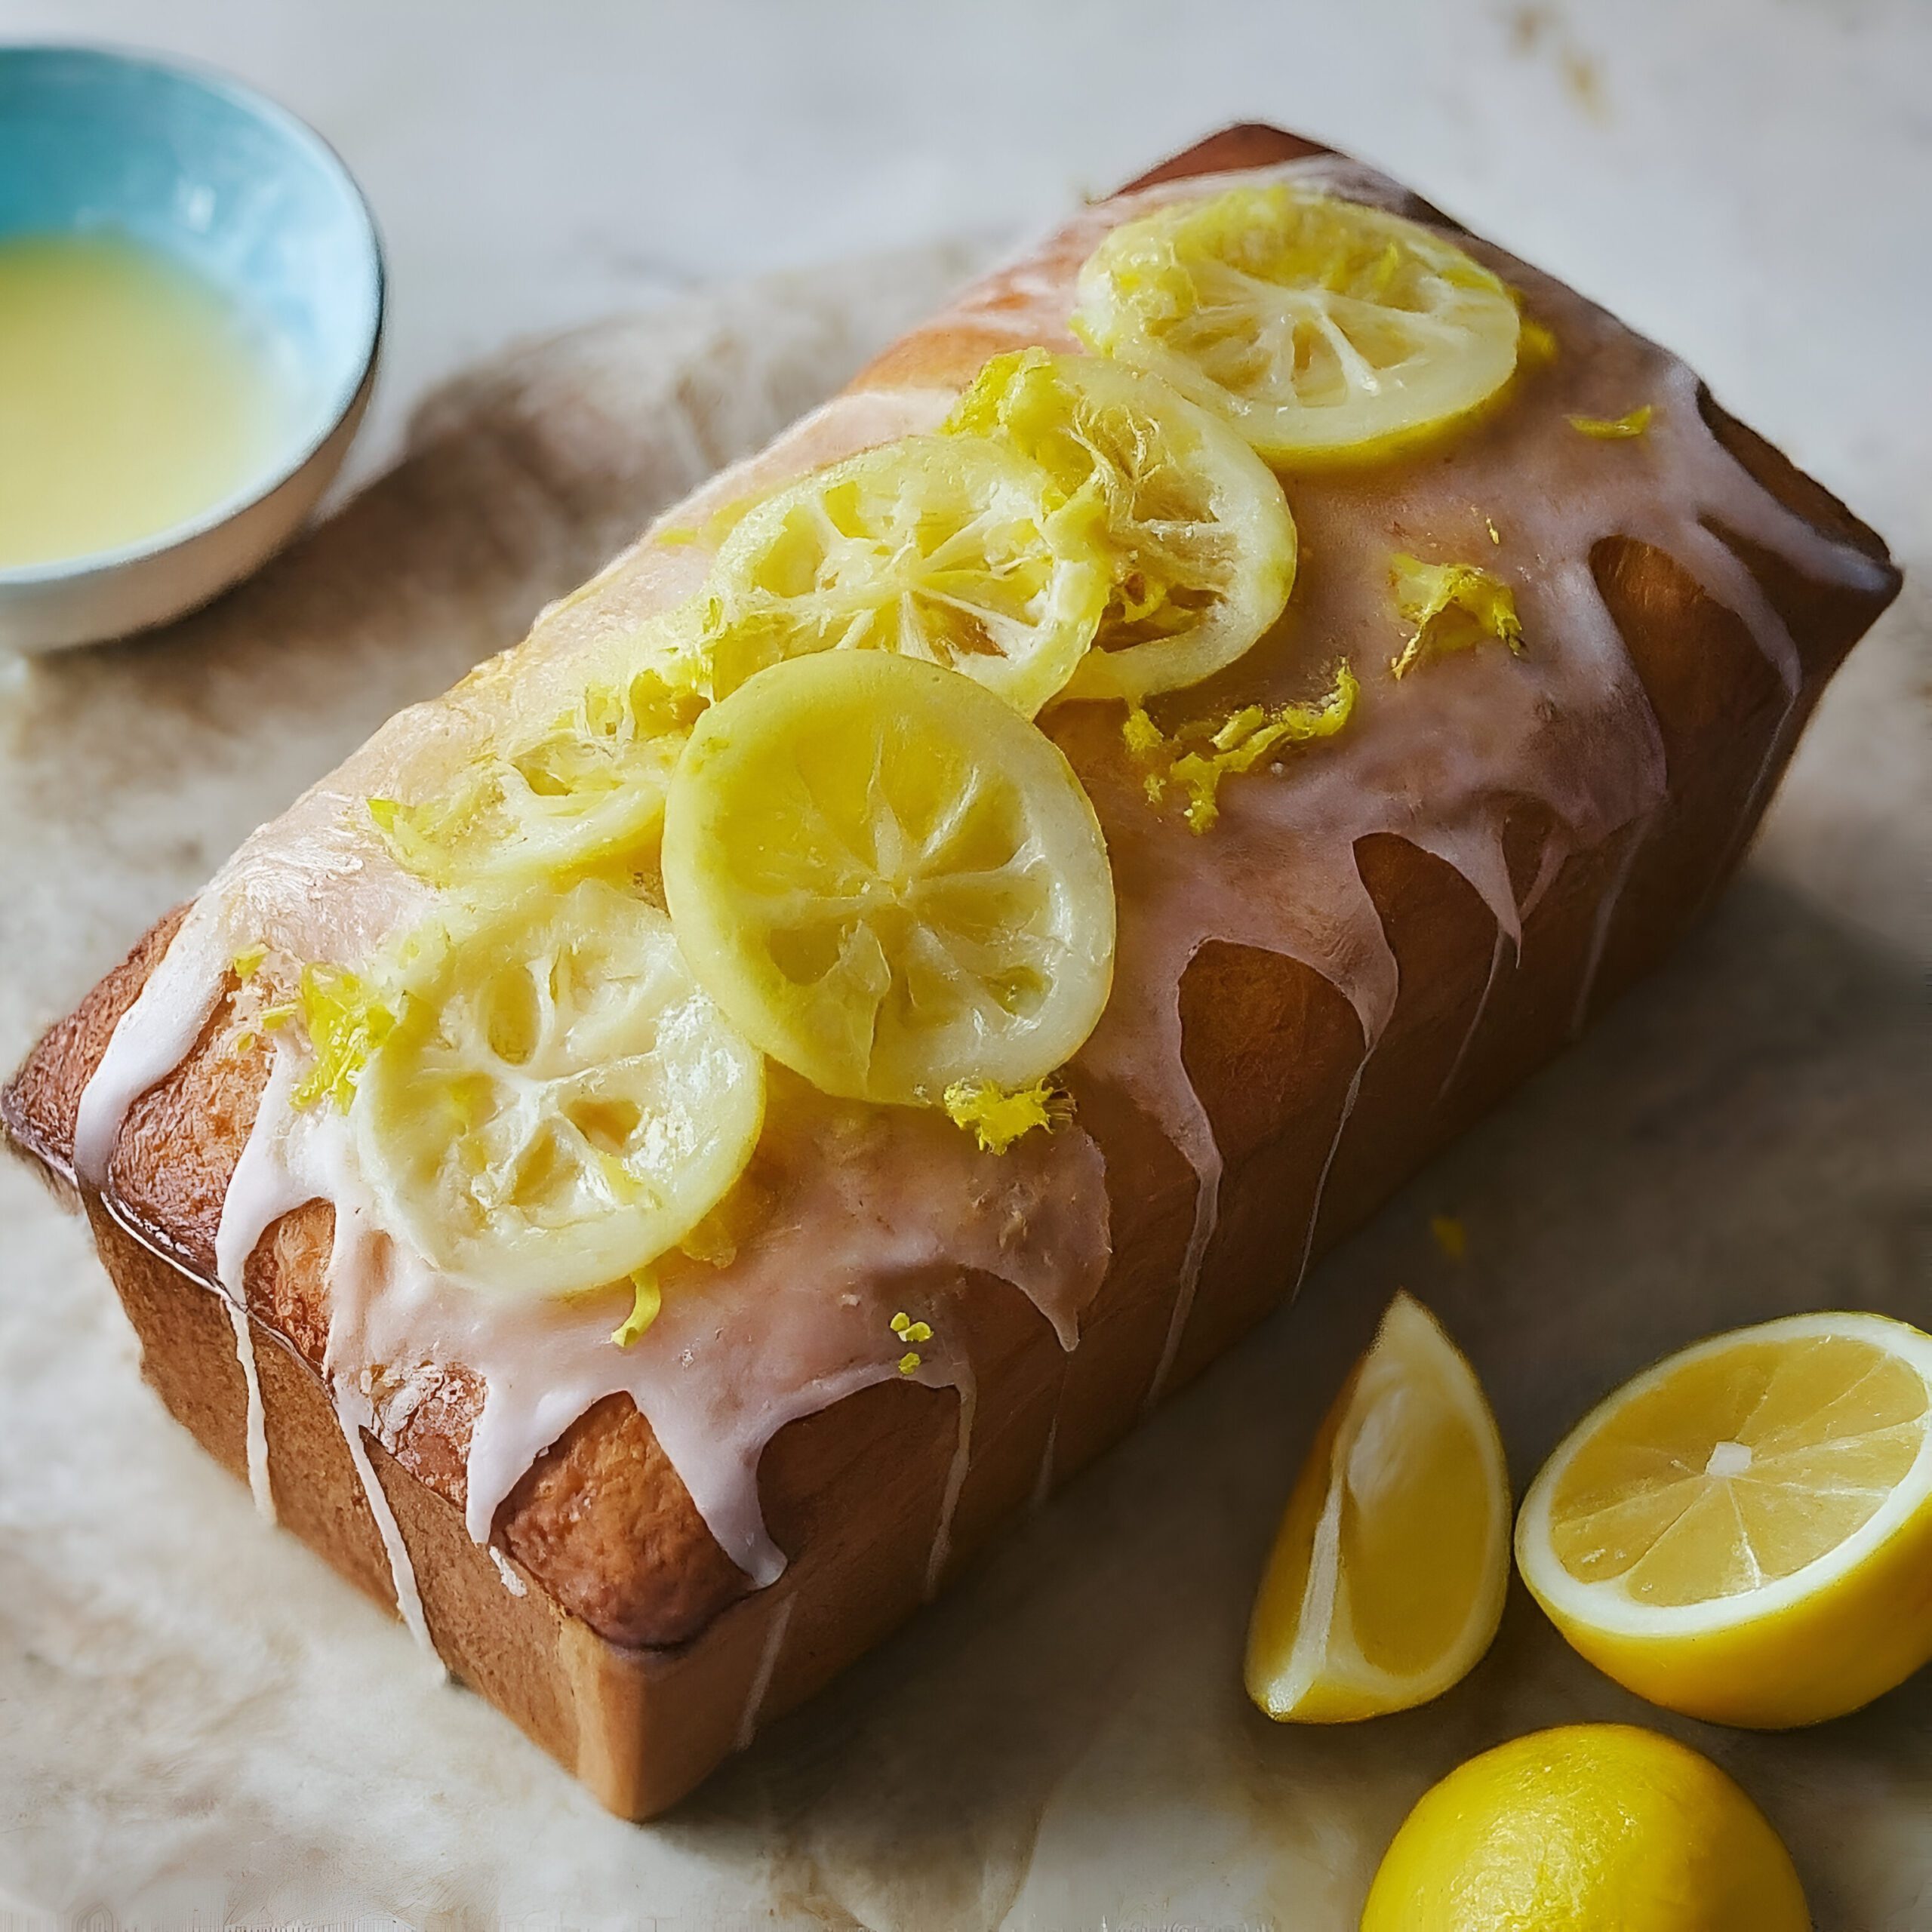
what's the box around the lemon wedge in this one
[944,349,1296,703]
[699,433,1109,717]
[1244,1292,1509,1721]
[1073,184,1519,465]
[1361,1724,1810,1932]
[352,878,764,1297]
[661,650,1115,1108]
[1518,1309,1932,1727]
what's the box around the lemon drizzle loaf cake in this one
[3,125,1900,1815]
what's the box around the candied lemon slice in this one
[1074,184,1520,464]
[352,878,764,1296]
[1245,1293,1509,1721]
[945,350,1296,703]
[371,620,706,888]
[699,434,1109,716]
[1517,1309,1932,1727]
[661,650,1115,1106]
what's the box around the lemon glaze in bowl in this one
[0,45,383,654]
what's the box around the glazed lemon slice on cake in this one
[699,434,1109,716]
[371,616,708,888]
[1072,184,1520,464]
[661,650,1115,1107]
[352,878,764,1296]
[944,349,1297,703]
[1245,1292,1509,1721]
[1517,1309,1932,1727]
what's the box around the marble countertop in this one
[1,2,1926,1927]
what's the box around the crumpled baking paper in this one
[1,242,1925,1932]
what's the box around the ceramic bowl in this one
[0,45,383,653]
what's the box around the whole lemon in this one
[1360,1724,1809,1930]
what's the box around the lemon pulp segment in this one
[1517,1310,1932,1726]
[352,878,764,1296]
[1244,1292,1509,1721]
[1073,184,1519,463]
[945,350,1296,703]
[699,434,1110,716]
[661,651,1115,1108]
[1361,1724,1810,1932]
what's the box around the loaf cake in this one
[2,125,1900,1818]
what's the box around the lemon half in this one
[661,650,1115,1108]
[700,433,1109,717]
[1361,1724,1810,1932]
[1517,1309,1932,1727]
[1245,1292,1509,1721]
[945,349,1296,704]
[1074,184,1519,465]
[352,878,764,1297]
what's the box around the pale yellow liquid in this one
[0,233,289,568]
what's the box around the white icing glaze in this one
[923,1365,977,1601]
[733,1595,793,1752]
[1440,928,1514,1102]
[488,1545,528,1598]
[72,154,1889,1634]
[223,1296,276,1524]
[331,1373,442,1673]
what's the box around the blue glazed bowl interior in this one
[0,45,382,576]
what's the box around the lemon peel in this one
[291,962,395,1112]
[1124,663,1358,833]
[611,1270,662,1348]
[1389,555,1523,679]
[1569,405,1654,439]
[231,943,267,983]
[1518,316,1561,366]
[897,1351,923,1376]
[942,1074,1072,1153]
[890,1309,934,1344]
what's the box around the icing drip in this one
[488,1545,528,1598]
[1442,928,1515,1102]
[924,1364,978,1600]
[734,1595,794,1752]
[1294,1052,1371,1300]
[1571,808,1659,1039]
[69,154,1890,1630]
[331,1374,441,1674]
[223,1297,275,1523]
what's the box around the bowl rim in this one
[0,41,386,591]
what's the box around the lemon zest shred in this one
[1123,663,1358,834]
[1518,317,1560,366]
[1567,405,1654,440]
[1430,1214,1468,1261]
[897,1350,923,1376]
[257,1003,297,1032]
[943,1075,1072,1153]
[231,943,268,983]
[1389,556,1524,680]
[232,1030,257,1057]
[611,1270,663,1348]
[1484,515,1502,547]
[291,963,395,1112]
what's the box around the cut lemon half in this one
[661,650,1115,1107]
[1073,184,1519,465]
[944,349,1296,704]
[371,619,707,888]
[1245,1292,1509,1721]
[1518,1309,1932,1727]
[700,434,1109,716]
[352,878,764,1296]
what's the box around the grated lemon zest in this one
[611,1270,663,1348]
[943,1074,1072,1153]
[1389,556,1524,680]
[1567,405,1654,440]
[1518,318,1560,366]
[1430,1214,1468,1261]
[1123,663,1358,833]
[291,963,395,1113]
[232,1030,257,1057]
[897,1350,923,1376]
[231,943,267,983]
[257,1003,296,1032]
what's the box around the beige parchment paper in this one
[0,243,1926,1932]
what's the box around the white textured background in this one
[0,2,1927,1927]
